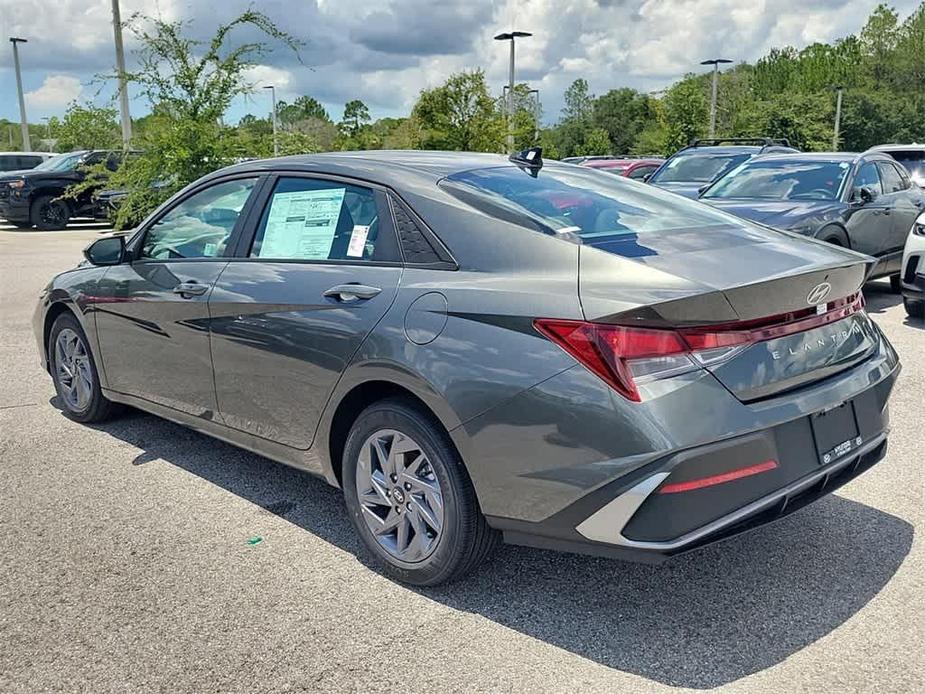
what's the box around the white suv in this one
[870,144,925,188]
[901,212,925,319]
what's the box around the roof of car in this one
[869,143,924,151]
[0,151,55,157]
[582,158,664,168]
[217,150,573,187]
[748,151,896,165]
[673,145,794,156]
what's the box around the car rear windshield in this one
[702,160,850,201]
[882,151,925,179]
[649,152,749,183]
[441,165,746,247]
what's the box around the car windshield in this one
[883,151,925,180]
[441,165,749,253]
[703,160,850,201]
[33,152,86,172]
[649,152,749,183]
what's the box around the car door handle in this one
[323,283,381,302]
[173,281,208,297]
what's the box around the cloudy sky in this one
[0,0,920,128]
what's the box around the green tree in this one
[342,99,371,136]
[278,95,329,126]
[46,103,120,151]
[412,70,502,151]
[592,88,654,154]
[84,10,301,228]
[662,77,708,151]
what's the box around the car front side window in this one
[853,162,882,198]
[139,178,258,260]
[248,177,386,262]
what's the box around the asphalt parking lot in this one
[0,228,922,693]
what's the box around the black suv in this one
[647,138,799,198]
[0,150,131,230]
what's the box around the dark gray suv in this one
[34,150,900,584]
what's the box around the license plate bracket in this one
[811,400,861,465]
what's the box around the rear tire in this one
[342,397,499,585]
[31,195,71,231]
[889,274,902,293]
[904,296,924,319]
[49,312,117,423]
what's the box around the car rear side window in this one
[441,165,748,248]
[249,177,390,262]
[139,178,257,260]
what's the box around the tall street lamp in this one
[9,37,31,151]
[111,0,132,147]
[700,58,732,139]
[832,85,844,151]
[263,85,278,157]
[494,31,532,153]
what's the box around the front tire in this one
[49,312,116,423]
[31,195,71,231]
[342,398,499,585]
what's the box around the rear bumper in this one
[486,350,899,564]
[497,434,889,563]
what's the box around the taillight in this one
[533,320,694,401]
[535,292,865,402]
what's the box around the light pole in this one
[494,31,532,153]
[111,0,132,147]
[263,85,278,157]
[528,88,540,143]
[9,38,31,151]
[832,85,844,151]
[700,58,732,139]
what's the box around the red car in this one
[581,157,665,180]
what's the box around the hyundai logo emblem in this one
[806,282,832,305]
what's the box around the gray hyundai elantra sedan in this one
[34,150,900,585]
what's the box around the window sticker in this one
[346,225,370,258]
[258,188,346,259]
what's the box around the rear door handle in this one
[323,283,382,302]
[173,281,208,297]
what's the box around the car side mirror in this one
[84,235,126,266]
[698,183,711,196]
[855,186,878,205]
[642,173,653,183]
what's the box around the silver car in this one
[33,150,900,584]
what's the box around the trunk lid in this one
[579,222,878,401]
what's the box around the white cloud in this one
[25,75,82,108]
[2,0,923,123]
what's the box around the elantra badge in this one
[807,282,832,306]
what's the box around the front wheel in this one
[342,398,499,585]
[49,312,117,423]
[31,195,71,231]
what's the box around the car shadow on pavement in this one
[863,279,902,314]
[83,406,913,690]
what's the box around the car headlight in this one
[913,213,925,236]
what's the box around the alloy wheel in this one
[54,328,93,411]
[355,429,445,563]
